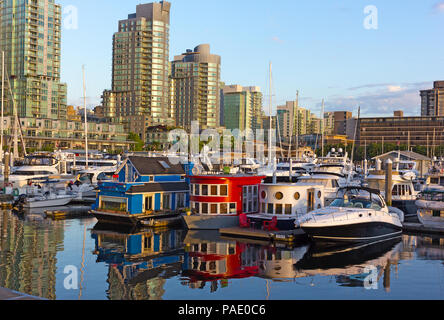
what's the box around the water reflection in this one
[0,210,444,300]
[0,209,65,299]
[294,238,403,291]
[91,223,185,300]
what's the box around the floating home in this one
[183,174,265,230]
[91,157,191,227]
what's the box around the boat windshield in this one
[330,189,384,210]
[22,156,57,166]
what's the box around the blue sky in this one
[58,0,444,117]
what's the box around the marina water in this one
[0,208,443,300]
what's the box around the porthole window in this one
[275,192,284,200]
[294,192,300,200]
[261,191,267,199]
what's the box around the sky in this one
[57,0,444,118]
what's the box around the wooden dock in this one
[403,222,444,235]
[219,227,307,244]
[0,287,46,300]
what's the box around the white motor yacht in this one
[416,186,444,228]
[297,187,404,244]
[1,155,60,188]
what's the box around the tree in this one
[128,132,145,151]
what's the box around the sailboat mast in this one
[268,62,273,167]
[1,51,4,164]
[83,65,89,170]
[296,90,299,159]
[321,99,325,157]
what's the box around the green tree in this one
[128,132,145,152]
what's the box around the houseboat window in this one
[145,196,153,211]
[163,194,171,210]
[229,203,236,214]
[202,185,208,196]
[211,185,218,196]
[431,178,439,184]
[193,202,199,213]
[176,193,186,209]
[220,185,228,196]
[195,184,200,196]
[332,180,339,188]
[285,204,292,215]
[275,192,284,200]
[267,203,273,214]
[211,204,218,214]
[243,185,259,213]
[261,203,266,213]
[275,204,283,215]
[143,235,152,251]
[100,197,127,212]
[294,192,300,200]
[202,203,208,214]
[220,203,228,214]
[318,191,322,199]
[261,191,267,199]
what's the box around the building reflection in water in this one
[181,232,430,294]
[91,223,186,300]
[0,210,65,299]
[181,231,259,291]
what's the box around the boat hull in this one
[302,221,403,244]
[182,214,239,230]
[90,210,148,227]
[23,197,72,209]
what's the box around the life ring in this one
[12,188,19,196]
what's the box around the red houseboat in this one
[183,174,265,230]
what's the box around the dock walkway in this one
[219,227,307,244]
[403,222,444,235]
[0,287,46,300]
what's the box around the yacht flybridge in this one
[297,187,404,244]
[1,155,60,188]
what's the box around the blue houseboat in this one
[91,225,185,299]
[91,157,191,227]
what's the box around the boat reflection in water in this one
[91,223,186,300]
[181,231,259,291]
[294,237,403,291]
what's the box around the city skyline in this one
[58,0,444,118]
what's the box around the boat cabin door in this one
[307,188,315,212]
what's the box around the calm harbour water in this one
[0,209,443,300]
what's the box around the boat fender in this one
[388,206,404,223]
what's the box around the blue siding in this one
[129,194,144,215]
[155,193,161,211]
[154,234,160,252]
[171,193,176,211]
[154,175,183,182]
[127,235,143,255]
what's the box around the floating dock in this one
[219,227,307,244]
[403,222,444,235]
[0,287,46,300]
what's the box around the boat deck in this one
[219,227,307,244]
[403,222,444,235]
